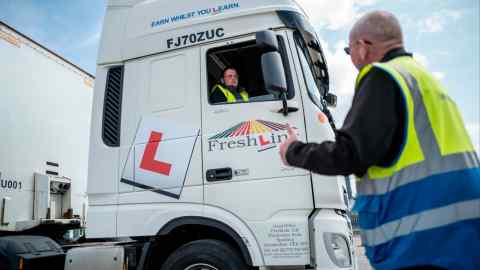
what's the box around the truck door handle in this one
[206,167,233,182]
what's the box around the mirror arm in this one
[269,84,289,116]
[281,91,288,116]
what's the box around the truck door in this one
[115,48,203,237]
[201,31,313,266]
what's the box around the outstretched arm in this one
[279,68,404,177]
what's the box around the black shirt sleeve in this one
[286,67,405,176]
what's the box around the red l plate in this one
[140,131,172,176]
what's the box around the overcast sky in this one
[0,0,478,151]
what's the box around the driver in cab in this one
[210,67,249,103]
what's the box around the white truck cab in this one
[87,1,355,269]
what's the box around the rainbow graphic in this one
[209,120,289,140]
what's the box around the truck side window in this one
[207,37,293,105]
[294,34,323,110]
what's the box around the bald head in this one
[350,10,403,48]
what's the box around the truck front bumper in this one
[309,209,355,270]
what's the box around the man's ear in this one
[359,46,368,62]
[220,77,225,84]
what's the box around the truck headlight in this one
[323,232,352,267]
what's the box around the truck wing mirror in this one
[261,52,287,99]
[261,52,289,116]
[256,30,279,52]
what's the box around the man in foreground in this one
[279,10,480,270]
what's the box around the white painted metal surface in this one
[88,0,353,268]
[98,0,304,64]
[310,210,354,270]
[0,22,93,231]
[65,245,124,270]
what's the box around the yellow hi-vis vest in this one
[211,84,249,103]
[352,56,480,269]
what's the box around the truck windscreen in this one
[277,10,329,97]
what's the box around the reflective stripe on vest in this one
[211,84,249,103]
[361,198,480,246]
[352,57,480,268]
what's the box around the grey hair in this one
[350,11,403,44]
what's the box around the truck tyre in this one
[160,239,249,270]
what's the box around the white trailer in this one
[0,21,93,235]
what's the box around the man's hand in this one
[279,125,298,166]
[279,112,327,166]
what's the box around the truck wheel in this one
[160,239,249,270]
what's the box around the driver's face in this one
[223,69,239,87]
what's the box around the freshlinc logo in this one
[208,120,296,152]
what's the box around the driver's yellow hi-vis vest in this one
[352,56,480,270]
[211,84,249,103]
